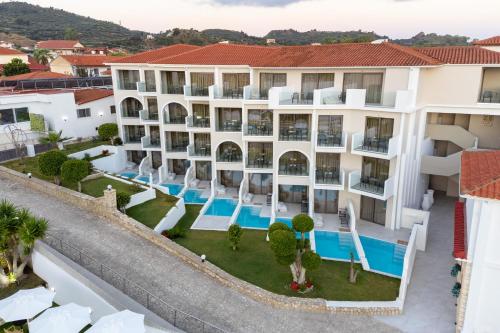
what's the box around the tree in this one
[268,215,321,286]
[116,192,131,213]
[2,58,30,77]
[64,27,78,40]
[40,130,70,150]
[61,159,90,192]
[0,200,48,287]
[38,150,68,185]
[349,251,359,284]
[227,224,243,250]
[98,123,118,144]
[33,48,53,65]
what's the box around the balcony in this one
[279,128,310,142]
[141,136,161,150]
[278,163,308,176]
[211,85,244,99]
[217,120,242,132]
[163,115,186,125]
[246,155,272,169]
[166,142,189,153]
[184,85,210,99]
[136,81,156,95]
[316,131,347,153]
[186,116,210,130]
[216,150,242,163]
[124,136,142,144]
[315,169,345,190]
[243,86,269,101]
[351,132,400,160]
[479,68,500,104]
[139,110,159,124]
[242,123,273,138]
[166,85,184,95]
[187,144,211,159]
[348,170,394,201]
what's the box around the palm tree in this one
[40,130,70,150]
[33,48,53,66]
[0,200,48,287]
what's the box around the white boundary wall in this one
[154,198,186,233]
[68,145,128,174]
[401,207,430,251]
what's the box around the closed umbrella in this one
[29,303,91,333]
[87,310,145,333]
[0,287,55,322]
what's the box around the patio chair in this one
[277,202,288,213]
[216,184,226,195]
[481,91,493,102]
[243,193,254,204]
[291,92,300,104]
[314,214,324,228]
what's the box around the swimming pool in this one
[160,183,183,196]
[183,189,208,204]
[274,218,310,239]
[314,231,359,261]
[360,236,406,277]
[120,172,138,179]
[135,175,150,184]
[236,206,270,229]
[204,198,238,217]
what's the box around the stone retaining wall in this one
[0,166,402,316]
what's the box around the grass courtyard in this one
[173,205,400,301]
[126,191,178,229]
[81,177,143,198]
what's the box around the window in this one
[161,71,186,94]
[144,70,156,92]
[222,73,250,97]
[110,105,116,114]
[259,73,286,98]
[301,73,335,97]
[118,70,140,90]
[15,108,30,123]
[0,109,15,125]
[343,73,384,104]
[76,108,91,118]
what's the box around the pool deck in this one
[191,215,230,231]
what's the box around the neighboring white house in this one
[36,40,85,56]
[473,36,500,53]
[0,88,116,145]
[0,46,28,65]
[455,150,500,332]
[50,55,123,77]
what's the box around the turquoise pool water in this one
[360,236,406,277]
[274,218,310,239]
[204,198,237,217]
[120,172,138,179]
[315,231,359,261]
[160,183,183,196]
[183,189,208,204]
[236,206,270,229]
[135,175,150,184]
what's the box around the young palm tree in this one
[0,200,48,286]
[33,48,53,66]
[40,130,70,149]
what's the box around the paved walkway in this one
[0,176,398,333]
[376,194,457,332]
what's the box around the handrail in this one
[42,233,227,333]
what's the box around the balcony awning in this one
[453,201,467,260]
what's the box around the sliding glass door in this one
[249,173,272,195]
[343,73,383,104]
[301,73,335,97]
[195,161,212,181]
[314,190,338,214]
[361,196,386,225]
[259,73,287,98]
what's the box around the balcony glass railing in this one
[354,136,390,154]
[186,116,210,128]
[119,82,137,90]
[280,92,314,105]
[246,155,272,169]
[315,169,340,184]
[124,136,142,143]
[191,146,211,157]
[351,176,386,195]
[188,86,209,97]
[217,151,242,162]
[166,142,189,152]
[139,110,159,122]
[244,123,273,136]
[164,115,186,125]
[222,88,244,99]
[166,86,184,95]
[122,110,140,118]
[279,163,308,176]
[317,131,343,147]
[217,121,242,132]
[279,128,310,141]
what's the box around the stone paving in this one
[0,176,399,333]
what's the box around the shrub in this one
[38,150,68,184]
[3,58,30,76]
[227,224,243,250]
[292,214,314,234]
[98,123,118,144]
[268,222,291,234]
[113,137,123,146]
[165,226,186,239]
[128,183,143,193]
[61,159,90,192]
[116,192,131,213]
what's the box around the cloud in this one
[209,0,308,7]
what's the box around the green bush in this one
[302,251,322,271]
[268,222,291,234]
[61,159,90,192]
[98,123,118,143]
[116,192,131,212]
[292,214,314,234]
[165,225,186,239]
[227,224,243,250]
[2,58,30,76]
[113,137,123,145]
[38,150,68,184]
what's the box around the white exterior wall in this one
[0,53,29,64]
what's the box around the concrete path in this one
[0,176,399,333]
[376,194,457,332]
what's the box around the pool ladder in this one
[392,244,406,263]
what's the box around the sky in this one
[2,0,499,39]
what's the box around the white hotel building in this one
[107,41,500,233]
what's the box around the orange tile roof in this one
[417,46,500,64]
[36,40,83,49]
[73,89,114,105]
[151,42,443,67]
[0,47,24,55]
[59,55,123,67]
[109,44,200,64]
[0,71,73,81]
[460,150,500,201]
[473,36,500,46]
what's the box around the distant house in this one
[0,47,29,65]
[49,55,122,77]
[473,36,500,53]
[36,40,85,56]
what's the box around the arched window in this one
[164,103,187,124]
[217,142,242,162]
[121,97,142,118]
[279,151,309,176]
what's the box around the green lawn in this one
[126,191,178,229]
[173,205,400,301]
[81,177,143,198]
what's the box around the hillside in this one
[0,1,146,50]
[264,29,386,45]
[395,32,469,46]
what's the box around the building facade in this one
[107,42,500,232]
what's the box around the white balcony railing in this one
[315,169,345,190]
[348,170,395,201]
[136,81,146,93]
[139,109,159,123]
[351,132,400,160]
[141,136,161,150]
[315,131,347,152]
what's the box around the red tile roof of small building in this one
[0,47,24,55]
[150,42,443,67]
[473,36,500,46]
[417,46,500,64]
[453,201,467,259]
[0,71,73,81]
[27,56,49,71]
[110,44,200,64]
[59,55,123,67]
[36,40,83,49]
[460,150,500,201]
[73,89,114,105]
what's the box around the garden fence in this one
[43,233,227,333]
